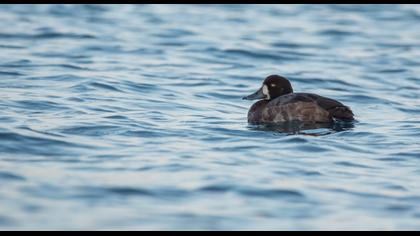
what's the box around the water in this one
[0,4,420,230]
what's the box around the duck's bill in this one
[242,87,266,100]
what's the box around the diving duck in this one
[243,75,354,124]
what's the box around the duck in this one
[243,75,354,124]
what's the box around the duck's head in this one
[242,75,293,101]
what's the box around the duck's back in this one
[248,93,354,124]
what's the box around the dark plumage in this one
[243,75,354,124]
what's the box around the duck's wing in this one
[268,93,354,121]
[304,93,354,121]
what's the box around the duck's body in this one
[243,75,354,124]
[247,92,353,124]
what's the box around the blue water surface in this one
[1,4,420,230]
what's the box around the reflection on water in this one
[248,121,356,136]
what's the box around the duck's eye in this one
[271,83,276,87]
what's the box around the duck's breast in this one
[247,100,270,123]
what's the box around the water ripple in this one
[0,32,96,40]
[1,4,420,230]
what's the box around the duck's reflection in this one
[248,121,355,136]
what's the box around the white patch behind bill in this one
[262,85,270,100]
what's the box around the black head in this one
[242,75,293,101]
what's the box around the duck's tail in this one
[329,106,354,122]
